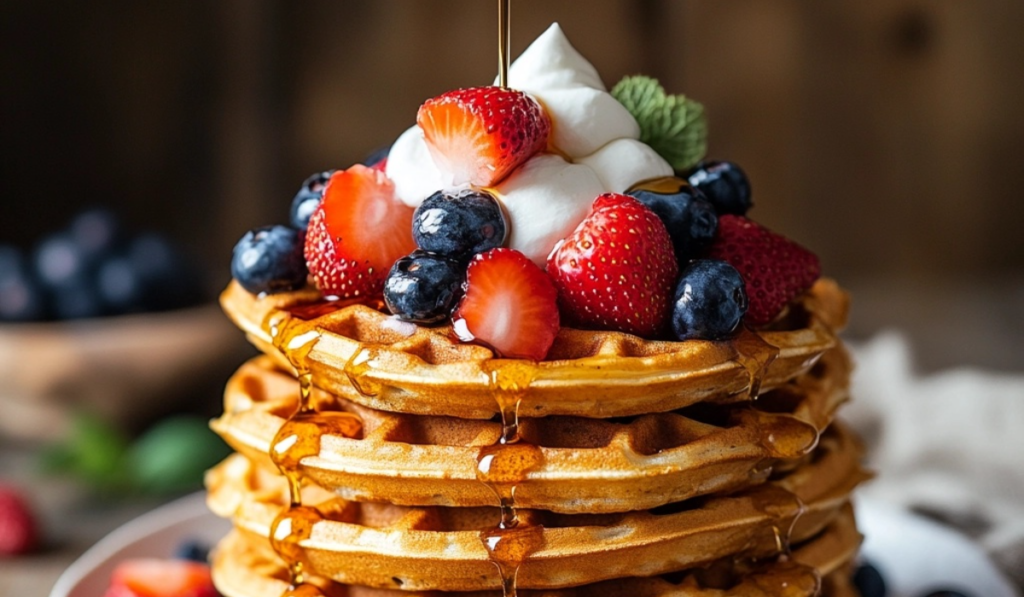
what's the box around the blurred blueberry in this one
[49,278,104,320]
[922,591,970,597]
[97,256,145,313]
[365,145,391,168]
[34,234,89,289]
[174,539,211,563]
[852,561,887,597]
[70,208,123,263]
[129,234,203,311]
[0,245,24,277]
[0,248,47,322]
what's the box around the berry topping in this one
[304,165,416,299]
[851,562,887,597]
[384,251,465,324]
[627,183,718,262]
[452,248,559,361]
[103,559,218,597]
[0,485,38,556]
[365,145,391,170]
[688,161,752,216]
[417,86,551,187]
[671,260,748,341]
[547,193,678,337]
[413,189,507,259]
[231,225,308,295]
[0,247,46,322]
[290,170,336,231]
[707,215,820,326]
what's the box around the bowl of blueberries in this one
[0,210,242,441]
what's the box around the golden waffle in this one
[210,504,862,597]
[211,346,851,513]
[219,279,849,420]
[205,423,865,592]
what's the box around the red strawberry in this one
[452,248,560,361]
[417,86,551,187]
[547,193,678,338]
[0,485,37,556]
[304,165,416,299]
[104,559,218,597]
[707,215,821,326]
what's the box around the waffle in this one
[206,421,864,592]
[210,504,862,597]
[218,279,849,420]
[211,345,851,513]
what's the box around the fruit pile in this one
[232,78,820,361]
[0,210,203,322]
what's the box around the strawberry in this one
[304,165,416,299]
[417,86,551,187]
[547,193,678,338]
[706,215,820,326]
[103,559,218,597]
[0,485,37,556]
[452,248,560,361]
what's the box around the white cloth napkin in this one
[845,333,1024,588]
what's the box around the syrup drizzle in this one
[476,361,545,597]
[732,327,780,399]
[749,485,807,560]
[343,346,384,398]
[263,313,363,596]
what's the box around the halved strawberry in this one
[547,193,678,337]
[104,559,218,597]
[417,86,551,187]
[304,165,416,299]
[706,215,820,326]
[452,248,560,361]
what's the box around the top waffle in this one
[220,279,848,420]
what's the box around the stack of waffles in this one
[205,276,867,597]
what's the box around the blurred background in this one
[2,0,1023,592]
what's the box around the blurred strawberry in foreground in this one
[418,86,551,187]
[0,485,38,556]
[304,165,416,299]
[547,193,678,337]
[707,215,820,326]
[103,559,218,597]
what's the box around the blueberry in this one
[671,260,747,340]
[49,277,104,320]
[384,251,465,323]
[34,233,90,289]
[97,256,145,313]
[627,185,718,262]
[231,226,308,295]
[687,161,752,216]
[364,145,391,168]
[0,249,47,322]
[412,190,506,259]
[922,591,970,597]
[70,208,123,262]
[290,170,336,230]
[174,539,211,563]
[129,234,204,311]
[852,562,887,597]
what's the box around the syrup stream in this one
[497,0,511,89]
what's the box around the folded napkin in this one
[845,333,1024,588]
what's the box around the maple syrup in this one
[749,485,805,558]
[343,346,384,398]
[741,409,819,460]
[731,327,780,399]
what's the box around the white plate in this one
[51,494,1018,597]
[49,492,230,597]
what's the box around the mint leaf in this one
[611,76,707,171]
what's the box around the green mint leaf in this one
[125,416,231,495]
[611,75,708,171]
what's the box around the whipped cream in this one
[386,125,451,208]
[576,138,673,193]
[493,154,604,266]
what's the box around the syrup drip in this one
[343,346,384,398]
[263,314,363,595]
[627,175,691,195]
[476,361,545,597]
[732,328,780,399]
[742,409,820,460]
[749,485,806,559]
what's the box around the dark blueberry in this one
[129,234,204,311]
[231,225,308,295]
[34,233,90,289]
[627,185,718,262]
[384,251,465,324]
[412,190,507,259]
[922,591,970,597]
[0,249,47,322]
[49,277,104,320]
[687,160,752,216]
[174,539,211,563]
[852,561,887,597]
[97,256,145,314]
[290,170,336,230]
[671,260,747,340]
[364,145,391,168]
[69,208,123,262]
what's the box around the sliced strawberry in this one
[707,215,821,326]
[547,193,678,338]
[417,86,551,187]
[104,559,218,597]
[452,248,560,361]
[304,165,416,299]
